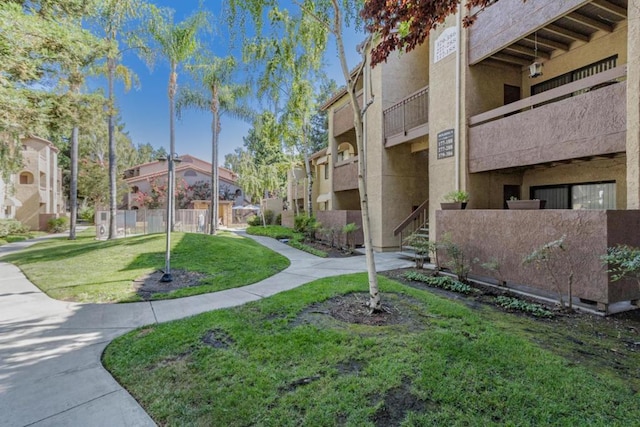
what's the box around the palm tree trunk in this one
[107,56,117,240]
[213,113,220,234]
[169,64,177,231]
[210,86,220,235]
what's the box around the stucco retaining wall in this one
[436,210,640,311]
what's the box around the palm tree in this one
[148,7,208,231]
[178,56,252,234]
[93,0,148,239]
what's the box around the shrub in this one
[246,225,297,240]
[496,296,553,318]
[602,245,640,292]
[342,222,359,253]
[443,190,469,203]
[263,210,275,226]
[288,238,328,257]
[523,235,574,310]
[78,204,95,222]
[403,232,435,269]
[293,215,318,241]
[403,271,474,294]
[439,234,472,282]
[247,215,263,226]
[0,219,30,238]
[47,217,69,233]
[275,213,282,225]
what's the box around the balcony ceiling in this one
[487,0,628,66]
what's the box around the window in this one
[324,163,329,180]
[132,186,139,194]
[183,170,197,177]
[531,182,616,210]
[19,172,34,185]
[532,55,618,96]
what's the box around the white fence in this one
[95,209,210,239]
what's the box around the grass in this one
[103,273,640,426]
[3,230,289,303]
[247,225,328,257]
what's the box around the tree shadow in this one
[2,234,163,266]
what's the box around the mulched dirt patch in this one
[201,328,235,349]
[303,240,362,258]
[373,383,434,427]
[132,269,209,300]
[294,292,429,330]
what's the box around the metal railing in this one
[393,199,429,251]
[383,86,429,140]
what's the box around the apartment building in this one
[0,136,65,230]
[123,154,242,209]
[305,0,637,312]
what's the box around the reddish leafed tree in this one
[361,0,503,66]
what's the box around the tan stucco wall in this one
[467,61,521,117]
[627,2,640,207]
[521,23,628,96]
[429,15,466,231]
[365,42,430,251]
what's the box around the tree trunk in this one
[213,114,220,233]
[169,64,177,231]
[303,148,312,217]
[331,0,380,311]
[107,56,117,240]
[210,87,220,235]
[69,125,79,240]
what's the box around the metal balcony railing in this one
[383,86,429,140]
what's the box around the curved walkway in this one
[0,232,412,427]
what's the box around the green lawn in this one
[3,231,289,303]
[103,274,640,426]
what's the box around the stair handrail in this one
[393,199,429,236]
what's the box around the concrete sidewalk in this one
[0,232,412,426]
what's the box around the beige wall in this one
[429,15,465,228]
[627,2,640,207]
[467,61,521,117]
[521,23,628,97]
[365,41,431,251]
[14,137,63,230]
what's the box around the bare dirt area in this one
[132,269,209,300]
[303,240,362,258]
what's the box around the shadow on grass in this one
[3,234,163,266]
[121,232,267,274]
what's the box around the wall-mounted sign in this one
[437,129,455,159]
[434,26,457,63]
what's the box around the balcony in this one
[468,65,626,173]
[383,86,429,148]
[468,0,627,66]
[333,156,358,192]
[332,93,363,137]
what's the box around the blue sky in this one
[108,0,365,164]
